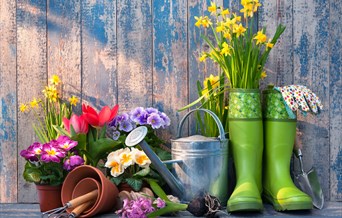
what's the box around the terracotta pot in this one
[71,178,101,215]
[36,184,62,212]
[61,165,119,217]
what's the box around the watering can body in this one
[126,109,230,204]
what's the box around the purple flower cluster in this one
[20,135,84,171]
[109,107,171,140]
[116,197,166,218]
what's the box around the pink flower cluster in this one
[116,197,165,218]
[20,135,84,171]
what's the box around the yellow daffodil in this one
[224,31,232,40]
[69,96,78,106]
[199,53,207,62]
[221,8,230,16]
[30,98,39,108]
[132,148,151,168]
[220,42,231,56]
[202,74,220,97]
[232,13,242,22]
[253,0,262,12]
[233,23,247,37]
[240,3,254,18]
[194,16,212,28]
[216,22,225,32]
[266,40,274,49]
[49,75,60,85]
[42,85,59,102]
[194,16,202,27]
[261,71,267,79]
[254,31,267,45]
[20,103,29,112]
[208,1,217,14]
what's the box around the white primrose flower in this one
[131,147,151,168]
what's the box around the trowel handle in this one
[177,109,226,141]
[67,189,98,208]
[294,148,305,174]
[69,201,94,218]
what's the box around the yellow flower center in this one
[120,153,132,165]
[136,155,149,165]
[47,149,56,156]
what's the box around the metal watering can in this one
[125,109,229,203]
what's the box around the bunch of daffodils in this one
[196,0,285,88]
[19,75,78,143]
[105,147,154,191]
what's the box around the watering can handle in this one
[177,109,226,141]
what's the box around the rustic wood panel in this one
[293,0,330,200]
[81,0,117,108]
[17,0,47,202]
[329,0,342,201]
[47,0,82,112]
[153,0,188,139]
[0,0,17,203]
[259,0,293,87]
[117,0,152,111]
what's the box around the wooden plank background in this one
[0,0,341,203]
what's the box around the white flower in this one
[119,147,134,168]
[131,148,151,168]
[105,149,125,177]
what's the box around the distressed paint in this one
[293,0,330,200]
[47,0,82,112]
[0,0,17,203]
[82,0,117,108]
[117,0,152,111]
[153,0,188,139]
[259,0,293,87]
[17,0,47,203]
[329,0,342,201]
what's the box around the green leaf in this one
[125,178,143,191]
[99,125,107,139]
[110,176,123,186]
[23,162,41,183]
[88,138,123,167]
[134,167,150,177]
[145,178,168,201]
[53,125,70,137]
[71,133,87,151]
[70,124,76,136]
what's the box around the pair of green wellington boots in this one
[227,89,312,212]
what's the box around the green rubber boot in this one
[227,89,263,212]
[263,89,312,211]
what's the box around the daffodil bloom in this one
[119,148,134,168]
[203,74,220,89]
[220,42,231,56]
[49,75,60,85]
[232,13,242,22]
[266,40,274,49]
[240,3,254,18]
[221,8,230,16]
[20,103,29,112]
[201,16,212,28]
[253,0,262,12]
[42,85,59,102]
[233,23,247,37]
[224,31,232,40]
[194,16,202,27]
[199,53,207,62]
[30,98,39,108]
[254,31,267,45]
[208,1,217,14]
[132,148,151,168]
[69,96,78,106]
[216,22,225,32]
[261,71,267,79]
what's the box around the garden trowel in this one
[293,147,324,209]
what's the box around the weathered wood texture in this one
[0,0,17,203]
[0,0,341,203]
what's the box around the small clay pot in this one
[61,165,119,217]
[36,184,62,212]
[71,178,101,215]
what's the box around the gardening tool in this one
[294,147,324,209]
[125,108,229,204]
[41,189,98,217]
[68,201,95,218]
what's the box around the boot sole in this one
[264,194,312,211]
[227,201,263,212]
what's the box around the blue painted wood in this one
[81,0,117,109]
[293,0,330,200]
[329,0,342,201]
[117,0,152,111]
[16,0,48,203]
[153,0,188,139]
[47,0,82,113]
[0,0,17,203]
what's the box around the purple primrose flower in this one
[145,107,158,114]
[130,107,147,124]
[159,112,171,127]
[56,135,78,151]
[113,130,120,140]
[20,142,42,162]
[63,155,84,171]
[41,143,66,163]
[147,113,163,129]
[119,120,134,132]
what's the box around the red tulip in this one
[82,104,119,127]
[63,114,89,134]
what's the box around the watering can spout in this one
[125,126,184,198]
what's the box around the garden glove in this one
[274,85,323,118]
